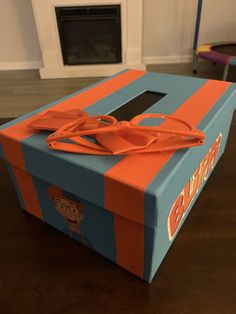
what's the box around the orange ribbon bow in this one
[28,109,205,155]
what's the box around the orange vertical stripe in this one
[0,69,145,170]
[105,80,231,278]
[12,166,43,220]
[114,216,144,278]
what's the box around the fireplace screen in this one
[55,5,122,65]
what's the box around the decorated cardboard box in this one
[0,70,235,283]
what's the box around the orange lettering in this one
[183,166,199,212]
[168,194,184,239]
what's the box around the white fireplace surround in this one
[31,0,145,78]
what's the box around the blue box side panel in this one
[6,164,26,209]
[32,175,117,262]
[149,99,234,281]
[143,227,156,282]
[0,143,25,209]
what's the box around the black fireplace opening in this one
[55,5,122,65]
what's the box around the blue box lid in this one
[0,70,236,229]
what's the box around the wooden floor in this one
[1,62,236,118]
[0,65,236,313]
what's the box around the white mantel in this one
[31,0,145,78]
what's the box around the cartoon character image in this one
[48,186,93,249]
[48,186,84,235]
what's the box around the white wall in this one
[0,0,236,69]
[143,0,236,64]
[0,0,42,69]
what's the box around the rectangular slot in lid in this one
[109,91,166,121]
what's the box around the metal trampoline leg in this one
[222,64,229,81]
[193,53,198,74]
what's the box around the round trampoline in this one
[197,42,236,66]
[193,0,236,80]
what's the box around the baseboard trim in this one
[144,55,193,65]
[0,56,195,70]
[0,61,43,70]
[39,63,146,79]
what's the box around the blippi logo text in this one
[167,133,222,241]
